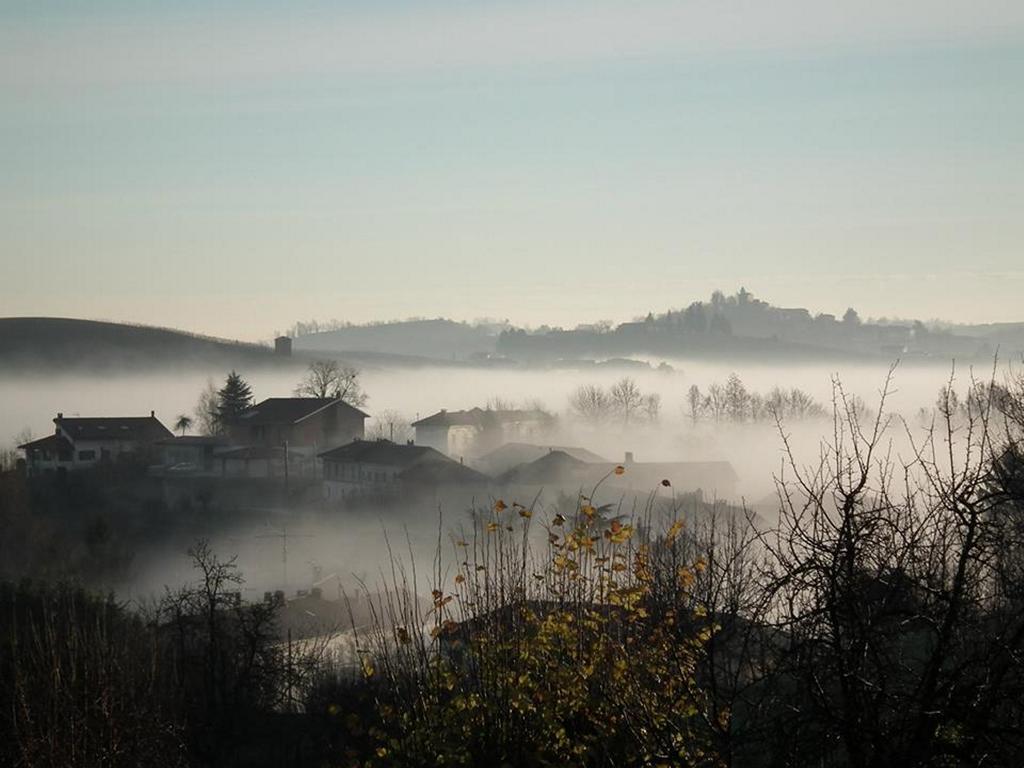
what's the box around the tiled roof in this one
[235,398,369,425]
[55,415,173,442]
[475,442,608,474]
[498,450,589,484]
[319,439,446,468]
[412,408,550,428]
[19,433,74,452]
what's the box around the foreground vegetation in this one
[3,367,1024,766]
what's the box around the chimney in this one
[57,412,63,419]
[625,451,634,465]
[150,410,155,418]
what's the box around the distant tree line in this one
[684,373,829,424]
[569,377,661,426]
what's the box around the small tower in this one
[274,336,293,357]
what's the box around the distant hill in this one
[294,319,499,360]
[0,317,279,373]
[947,322,1024,358]
[497,290,1001,364]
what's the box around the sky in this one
[2,0,1023,341]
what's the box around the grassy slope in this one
[0,317,277,372]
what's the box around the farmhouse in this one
[411,407,552,459]
[20,411,172,475]
[319,438,487,500]
[226,397,367,456]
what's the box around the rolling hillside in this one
[293,318,499,360]
[0,317,280,373]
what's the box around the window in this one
[78,450,96,461]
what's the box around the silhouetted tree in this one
[216,371,253,426]
[295,360,368,406]
[755,370,1024,766]
[683,303,709,333]
[174,414,193,436]
[686,384,703,424]
[569,384,612,424]
[193,378,220,435]
[724,373,750,422]
[610,377,644,426]
[367,409,413,443]
[643,393,661,423]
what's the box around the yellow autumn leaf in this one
[360,656,375,678]
[677,566,695,588]
[609,524,634,543]
[666,519,684,543]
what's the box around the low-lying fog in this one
[2,356,1010,604]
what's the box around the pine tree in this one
[216,370,253,425]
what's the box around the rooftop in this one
[19,433,74,452]
[54,414,173,442]
[475,442,608,475]
[498,450,589,484]
[412,407,551,428]
[319,439,447,467]
[235,397,369,426]
[399,459,490,486]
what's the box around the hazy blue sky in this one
[2,1,1023,339]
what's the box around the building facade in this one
[20,412,173,475]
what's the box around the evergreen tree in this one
[216,371,253,425]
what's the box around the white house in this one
[20,412,173,475]
[411,407,552,459]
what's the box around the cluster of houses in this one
[19,397,738,500]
